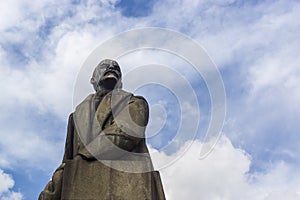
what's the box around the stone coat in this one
[39,89,165,200]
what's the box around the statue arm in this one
[78,96,149,160]
[63,113,74,161]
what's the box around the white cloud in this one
[0,0,134,120]
[172,0,300,168]
[152,135,300,200]
[0,169,22,200]
[0,129,64,170]
[0,1,26,31]
[1,193,23,200]
[219,0,300,168]
[0,170,14,195]
[253,162,300,200]
[0,0,143,177]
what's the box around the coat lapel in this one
[73,94,94,145]
[96,90,132,130]
[74,90,133,144]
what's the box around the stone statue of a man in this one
[39,59,165,200]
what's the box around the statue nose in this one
[108,65,114,70]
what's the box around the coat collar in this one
[74,90,132,144]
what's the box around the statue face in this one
[91,59,122,91]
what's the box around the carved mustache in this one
[103,69,120,79]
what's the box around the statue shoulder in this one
[128,95,149,126]
[130,95,148,106]
[115,89,147,102]
[82,93,95,102]
[74,94,94,109]
[112,89,133,97]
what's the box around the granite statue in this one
[39,59,165,200]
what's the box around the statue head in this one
[90,59,122,92]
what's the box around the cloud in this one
[0,169,22,200]
[168,0,300,169]
[0,128,64,170]
[0,0,300,199]
[0,1,126,171]
[152,135,300,200]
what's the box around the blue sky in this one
[0,0,300,199]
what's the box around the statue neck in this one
[94,88,111,110]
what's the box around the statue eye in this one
[113,64,120,71]
[100,64,110,69]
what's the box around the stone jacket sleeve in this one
[78,96,149,160]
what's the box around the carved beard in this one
[95,72,122,96]
[99,70,120,90]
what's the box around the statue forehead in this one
[98,59,119,67]
[92,59,121,78]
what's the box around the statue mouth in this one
[100,70,120,90]
[103,70,120,79]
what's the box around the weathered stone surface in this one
[61,159,158,200]
[39,59,165,200]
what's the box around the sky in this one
[0,0,300,199]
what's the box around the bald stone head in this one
[90,59,122,92]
